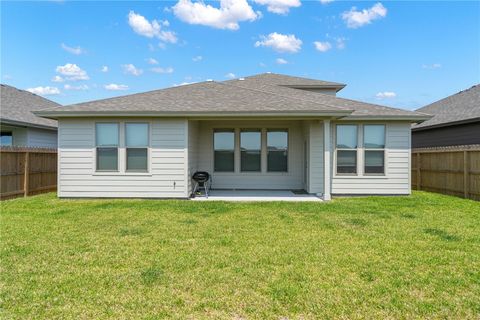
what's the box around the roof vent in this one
[238,77,245,81]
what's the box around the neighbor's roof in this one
[413,84,480,130]
[34,73,430,121]
[1,84,59,129]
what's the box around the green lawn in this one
[1,192,479,319]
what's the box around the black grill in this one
[192,171,210,183]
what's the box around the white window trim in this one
[93,120,152,176]
[334,124,359,176]
[125,122,150,173]
[363,124,386,176]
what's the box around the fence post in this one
[464,150,469,199]
[416,152,421,190]
[24,151,30,197]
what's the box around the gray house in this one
[1,84,59,148]
[36,73,430,200]
[412,85,480,148]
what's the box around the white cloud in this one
[64,84,89,91]
[376,91,397,99]
[101,66,109,72]
[225,72,236,78]
[61,43,85,55]
[314,41,332,52]
[151,66,174,74]
[253,0,300,14]
[122,64,143,76]
[276,58,288,64]
[147,58,159,65]
[172,0,259,30]
[128,11,178,43]
[336,37,346,49]
[26,86,60,96]
[104,83,129,91]
[255,32,302,53]
[422,63,442,69]
[51,75,64,82]
[192,55,203,62]
[342,3,387,29]
[55,63,89,81]
[319,0,333,4]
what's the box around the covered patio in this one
[190,190,323,202]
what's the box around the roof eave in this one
[282,84,347,92]
[412,116,480,131]
[340,115,433,122]
[34,110,354,119]
[0,117,57,130]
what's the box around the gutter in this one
[34,110,355,120]
[0,118,57,130]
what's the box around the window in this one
[126,123,149,172]
[267,130,288,172]
[336,125,358,174]
[364,125,385,174]
[214,130,235,172]
[96,123,119,171]
[1,132,12,146]
[240,130,261,172]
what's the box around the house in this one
[0,84,59,148]
[35,73,430,200]
[412,85,480,148]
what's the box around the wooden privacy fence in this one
[412,145,480,201]
[0,147,57,200]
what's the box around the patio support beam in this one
[323,120,332,201]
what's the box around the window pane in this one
[365,150,384,174]
[96,123,118,146]
[97,148,118,171]
[241,131,261,172]
[127,148,148,171]
[1,132,12,146]
[337,150,357,174]
[336,125,357,149]
[364,125,385,148]
[126,123,149,147]
[267,130,288,172]
[214,131,234,172]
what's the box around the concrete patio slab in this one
[191,190,323,202]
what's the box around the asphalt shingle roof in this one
[1,84,59,129]
[413,85,480,129]
[35,73,429,120]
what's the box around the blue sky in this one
[1,1,479,110]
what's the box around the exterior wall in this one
[0,125,28,146]
[306,121,324,194]
[196,120,306,190]
[27,127,57,148]
[412,121,480,148]
[187,120,199,195]
[331,122,411,195]
[58,118,188,198]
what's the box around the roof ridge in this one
[220,81,351,112]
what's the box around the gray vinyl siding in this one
[27,128,57,148]
[187,120,199,196]
[307,122,324,194]
[412,121,480,148]
[58,118,188,198]
[331,122,411,195]
[196,120,305,190]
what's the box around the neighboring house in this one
[35,73,430,200]
[0,84,59,148]
[412,85,480,148]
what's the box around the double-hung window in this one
[240,130,261,172]
[96,123,119,171]
[267,130,288,172]
[364,125,385,174]
[336,125,358,174]
[0,132,13,146]
[125,123,149,172]
[214,130,235,172]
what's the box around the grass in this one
[1,191,479,319]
